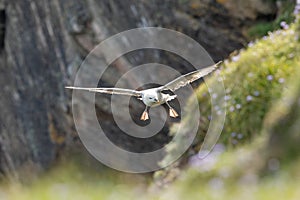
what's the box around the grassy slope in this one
[160,21,300,170]
[191,23,299,145]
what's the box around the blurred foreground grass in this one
[1,154,300,200]
[0,156,150,200]
[1,147,300,200]
[158,150,300,200]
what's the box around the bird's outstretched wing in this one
[159,61,221,92]
[65,86,142,97]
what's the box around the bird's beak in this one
[154,98,159,102]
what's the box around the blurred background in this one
[0,0,299,199]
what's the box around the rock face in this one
[216,0,277,20]
[0,0,277,178]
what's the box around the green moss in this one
[248,22,274,38]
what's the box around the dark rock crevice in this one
[0,9,5,52]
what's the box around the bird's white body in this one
[66,61,221,120]
[140,88,176,107]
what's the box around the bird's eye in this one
[149,97,153,99]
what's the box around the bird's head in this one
[146,94,159,103]
[142,89,160,105]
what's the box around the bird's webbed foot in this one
[166,102,179,118]
[169,107,179,118]
[140,107,149,121]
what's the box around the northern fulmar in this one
[66,61,221,121]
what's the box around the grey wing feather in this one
[65,86,142,97]
[159,61,221,92]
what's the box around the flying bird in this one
[66,61,221,121]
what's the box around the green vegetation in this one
[248,22,275,38]
[160,22,299,170]
[194,23,299,146]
